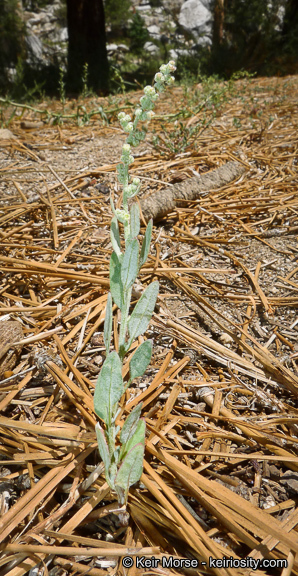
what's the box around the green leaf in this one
[121,418,145,460]
[121,238,139,293]
[110,251,123,309]
[140,219,152,267]
[120,403,143,446]
[117,162,126,184]
[114,442,145,504]
[94,351,124,425]
[129,340,152,380]
[129,203,140,239]
[127,281,159,346]
[110,217,121,257]
[103,292,113,353]
[95,422,110,472]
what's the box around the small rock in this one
[144,41,159,54]
[280,471,298,494]
[59,27,68,42]
[219,333,234,345]
[269,465,280,479]
[0,129,16,140]
[106,43,119,53]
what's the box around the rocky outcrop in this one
[19,0,214,69]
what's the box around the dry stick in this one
[164,451,298,463]
[136,160,246,222]
[0,220,34,241]
[0,266,109,287]
[147,443,298,556]
[161,268,298,394]
[1,474,110,576]
[47,164,76,200]
[201,387,298,471]
[190,386,298,471]
[0,447,94,544]
[174,227,272,313]
[46,189,59,249]
[141,463,237,576]
[250,508,298,563]
[44,361,96,426]
[53,229,83,269]
[53,334,92,396]
[12,180,27,202]
[1,543,159,557]
[8,484,118,576]
[53,557,106,576]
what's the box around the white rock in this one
[0,129,16,140]
[148,24,160,37]
[219,333,234,345]
[59,27,68,42]
[117,43,129,51]
[144,41,159,54]
[178,0,212,45]
[106,43,119,53]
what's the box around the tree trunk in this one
[282,0,298,38]
[212,0,225,47]
[66,0,109,93]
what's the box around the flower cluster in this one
[113,61,176,228]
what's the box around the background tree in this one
[280,0,298,72]
[0,0,25,92]
[212,0,224,48]
[104,0,132,38]
[66,0,109,93]
[208,0,290,76]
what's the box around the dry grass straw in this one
[0,74,297,575]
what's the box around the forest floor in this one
[0,74,298,576]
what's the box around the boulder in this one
[178,0,213,45]
[25,34,43,62]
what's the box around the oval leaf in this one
[120,418,146,461]
[103,292,113,353]
[95,422,110,472]
[115,442,144,497]
[127,281,159,347]
[110,252,123,309]
[120,403,143,446]
[129,340,152,380]
[110,217,121,257]
[94,351,124,424]
[121,238,139,293]
[140,219,152,268]
[130,203,140,239]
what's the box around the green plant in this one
[110,65,127,94]
[104,0,131,32]
[128,12,150,54]
[152,70,254,157]
[81,63,89,99]
[0,0,26,93]
[93,61,176,519]
[58,66,66,107]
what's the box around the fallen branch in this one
[137,160,247,222]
